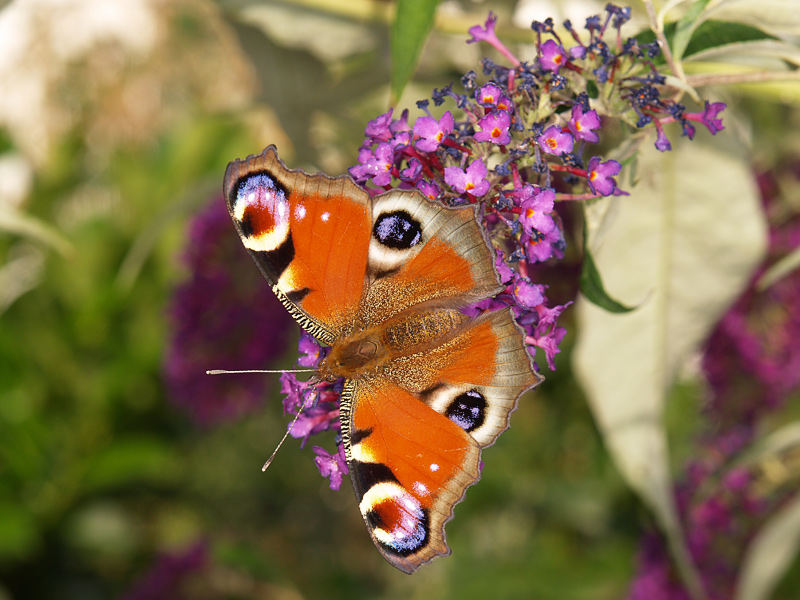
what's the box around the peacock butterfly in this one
[223,145,541,573]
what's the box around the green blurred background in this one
[0,1,797,599]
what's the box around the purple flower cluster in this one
[122,540,208,600]
[166,199,293,425]
[280,5,729,487]
[627,162,800,599]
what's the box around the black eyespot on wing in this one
[445,389,486,432]
[373,210,422,249]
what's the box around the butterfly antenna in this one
[262,408,305,472]
[206,368,316,375]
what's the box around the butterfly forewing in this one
[224,146,371,343]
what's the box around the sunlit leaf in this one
[757,244,800,290]
[573,139,767,593]
[0,207,73,256]
[708,0,800,37]
[687,39,800,67]
[391,0,439,103]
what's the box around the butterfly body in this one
[224,146,541,573]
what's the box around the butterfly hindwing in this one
[341,309,540,572]
[224,146,372,343]
[341,379,481,574]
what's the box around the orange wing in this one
[341,309,540,573]
[224,146,371,343]
[341,379,481,574]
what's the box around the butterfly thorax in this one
[318,307,470,381]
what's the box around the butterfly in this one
[223,145,541,573]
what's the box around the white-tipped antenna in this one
[206,368,316,375]
[205,367,321,471]
[261,408,306,472]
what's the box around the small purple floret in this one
[444,159,490,196]
[537,125,574,155]
[313,445,349,491]
[474,110,511,145]
[568,104,601,143]
[587,156,622,196]
[540,39,567,73]
[413,111,455,152]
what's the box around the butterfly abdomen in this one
[382,309,468,352]
[320,309,470,382]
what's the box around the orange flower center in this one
[491,127,501,138]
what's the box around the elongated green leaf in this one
[757,244,800,290]
[637,20,774,63]
[573,139,767,596]
[0,207,73,256]
[391,0,439,103]
[672,0,712,62]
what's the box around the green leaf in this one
[672,0,712,62]
[390,0,439,103]
[579,225,636,313]
[82,436,179,491]
[0,502,40,560]
[757,243,800,290]
[708,0,800,37]
[637,20,774,63]
[573,138,767,597]
[0,206,74,256]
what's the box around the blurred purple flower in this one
[122,540,208,600]
[165,199,293,425]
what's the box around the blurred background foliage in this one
[0,0,798,599]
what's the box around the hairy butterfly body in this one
[224,146,541,573]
